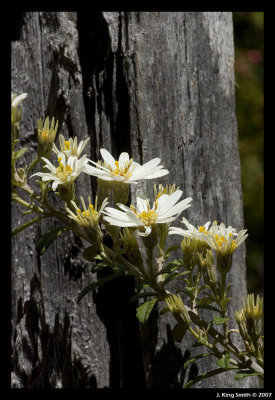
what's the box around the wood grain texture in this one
[11,11,258,388]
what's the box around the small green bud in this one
[113,181,130,205]
[199,249,217,285]
[120,227,143,268]
[96,178,113,207]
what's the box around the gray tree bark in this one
[11,11,258,388]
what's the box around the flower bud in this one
[113,181,130,205]
[37,117,58,159]
[96,178,113,207]
[120,227,143,268]
[165,294,191,323]
[199,249,217,285]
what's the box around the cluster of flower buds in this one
[235,293,263,356]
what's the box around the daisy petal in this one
[100,149,116,168]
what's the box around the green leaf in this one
[164,246,181,258]
[160,306,169,315]
[172,322,188,343]
[90,262,109,273]
[193,336,208,347]
[220,297,231,309]
[217,352,230,368]
[184,286,196,293]
[184,352,213,369]
[130,291,159,302]
[183,367,238,388]
[77,273,118,303]
[195,304,220,313]
[136,298,157,324]
[213,315,230,325]
[234,370,263,381]
[12,216,45,237]
[226,283,232,295]
[82,245,98,262]
[13,147,28,160]
[167,258,183,267]
[162,271,189,286]
[36,226,69,255]
[223,297,232,308]
[196,297,216,306]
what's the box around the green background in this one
[233,12,264,295]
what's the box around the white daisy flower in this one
[103,190,192,237]
[66,196,108,228]
[205,220,248,256]
[84,148,169,183]
[169,217,212,240]
[53,134,90,160]
[169,219,247,256]
[31,153,88,191]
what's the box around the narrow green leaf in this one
[184,286,196,293]
[226,283,232,295]
[167,258,183,267]
[172,322,188,343]
[12,216,45,237]
[195,304,220,313]
[36,226,69,255]
[13,147,28,160]
[234,370,263,381]
[136,298,157,324]
[90,262,109,273]
[77,273,118,303]
[162,271,189,286]
[164,246,181,258]
[196,297,216,307]
[213,315,230,325]
[193,336,208,347]
[217,353,230,368]
[130,291,159,302]
[183,367,238,388]
[160,306,169,315]
[220,297,231,309]
[184,352,213,369]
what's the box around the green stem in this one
[183,367,239,388]
[26,156,40,175]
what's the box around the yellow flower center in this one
[65,141,71,150]
[198,226,207,233]
[214,233,237,251]
[138,210,158,224]
[56,156,73,181]
[109,159,133,178]
[130,205,158,225]
[77,204,98,220]
[157,188,167,198]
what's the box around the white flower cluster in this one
[31,134,192,236]
[169,218,248,255]
[31,130,247,245]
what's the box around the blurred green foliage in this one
[233,12,264,294]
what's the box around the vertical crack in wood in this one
[76,11,146,388]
